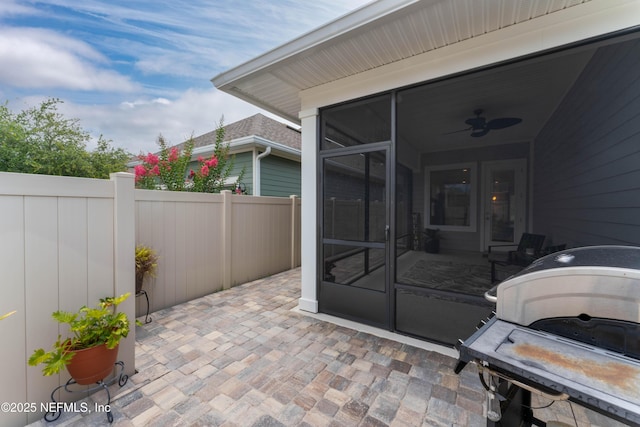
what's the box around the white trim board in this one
[291,306,459,359]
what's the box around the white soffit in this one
[211,0,635,124]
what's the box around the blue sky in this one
[0,0,371,153]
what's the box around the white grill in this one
[456,246,640,426]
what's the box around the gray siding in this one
[533,38,640,248]
[185,151,254,193]
[230,151,254,194]
[261,155,301,197]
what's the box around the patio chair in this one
[488,233,546,283]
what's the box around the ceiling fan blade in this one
[464,117,485,129]
[470,128,490,138]
[486,117,522,130]
[445,111,522,138]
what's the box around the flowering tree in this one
[135,118,237,193]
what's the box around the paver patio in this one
[29,268,618,426]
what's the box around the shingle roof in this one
[190,113,301,151]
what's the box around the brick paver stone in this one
[25,268,621,427]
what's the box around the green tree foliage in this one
[90,138,132,179]
[0,98,130,178]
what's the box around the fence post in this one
[110,172,136,377]
[222,190,232,289]
[290,195,298,269]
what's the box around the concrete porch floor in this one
[29,268,619,426]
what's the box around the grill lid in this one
[493,246,640,326]
[512,245,640,276]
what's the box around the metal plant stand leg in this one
[44,361,128,424]
[136,290,152,323]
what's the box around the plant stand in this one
[136,290,152,323]
[44,361,128,424]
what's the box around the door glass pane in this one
[321,94,392,150]
[323,244,385,291]
[490,170,515,242]
[323,152,386,242]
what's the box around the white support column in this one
[298,108,319,312]
[110,172,136,377]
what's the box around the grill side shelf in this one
[454,316,498,374]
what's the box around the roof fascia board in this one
[193,136,301,161]
[300,0,640,111]
[211,0,423,89]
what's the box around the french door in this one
[481,159,527,251]
[319,145,391,328]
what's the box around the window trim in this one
[423,162,477,232]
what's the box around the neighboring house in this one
[131,113,301,197]
[189,113,301,197]
[212,0,640,345]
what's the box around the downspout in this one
[254,146,271,196]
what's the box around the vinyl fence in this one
[0,172,135,427]
[0,171,300,427]
[134,190,301,315]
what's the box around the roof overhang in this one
[211,0,639,124]
[212,0,424,123]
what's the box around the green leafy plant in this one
[0,98,130,178]
[135,245,158,293]
[28,293,132,377]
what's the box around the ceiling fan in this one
[446,109,522,137]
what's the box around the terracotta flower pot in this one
[66,344,119,385]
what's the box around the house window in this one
[424,163,477,232]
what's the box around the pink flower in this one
[200,164,209,176]
[149,165,160,176]
[145,153,159,166]
[206,156,218,168]
[189,170,195,178]
[197,156,205,163]
[134,164,147,177]
[168,147,179,162]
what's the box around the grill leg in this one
[487,379,534,427]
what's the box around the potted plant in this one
[423,228,440,254]
[28,293,132,385]
[135,245,158,294]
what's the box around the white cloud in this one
[0,0,372,155]
[59,88,270,154]
[0,0,36,17]
[120,98,171,109]
[0,27,138,92]
[17,1,373,82]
